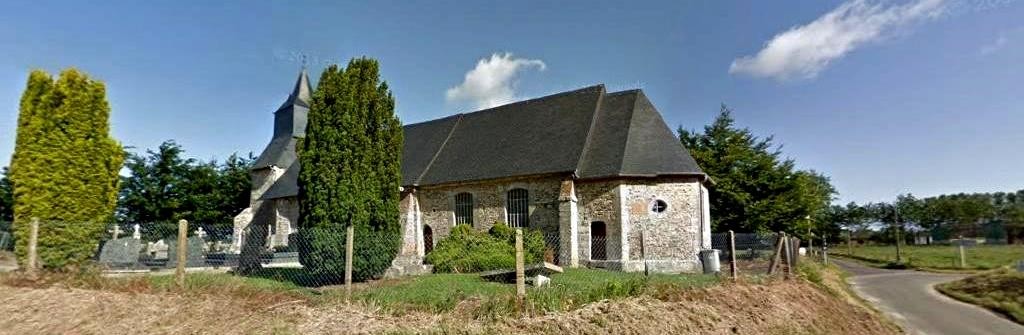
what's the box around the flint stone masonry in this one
[416,176,563,241]
[574,177,709,272]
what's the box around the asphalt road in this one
[835,259,1024,335]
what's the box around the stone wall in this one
[270,197,299,247]
[576,180,623,262]
[416,176,564,245]
[618,177,706,272]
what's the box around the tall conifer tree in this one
[298,58,402,281]
[10,69,124,268]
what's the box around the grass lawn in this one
[336,268,719,317]
[832,244,1024,271]
[936,268,1024,324]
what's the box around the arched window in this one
[506,188,529,228]
[454,192,474,225]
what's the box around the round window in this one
[651,199,668,213]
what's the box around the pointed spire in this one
[281,68,312,109]
[270,68,312,139]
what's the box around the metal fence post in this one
[175,219,187,289]
[345,225,354,303]
[27,218,39,276]
[728,230,737,280]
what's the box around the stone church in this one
[234,70,712,274]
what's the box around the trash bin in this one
[700,249,721,274]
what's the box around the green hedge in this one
[425,223,545,273]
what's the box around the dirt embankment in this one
[0,274,898,334]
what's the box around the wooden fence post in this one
[822,236,829,266]
[790,237,798,268]
[728,230,737,280]
[768,232,785,275]
[782,235,792,280]
[27,218,39,276]
[175,219,187,289]
[515,228,526,306]
[957,235,966,269]
[847,230,853,256]
[345,225,355,303]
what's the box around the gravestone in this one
[99,237,143,267]
[147,240,169,259]
[166,236,207,267]
[1017,260,1023,273]
[480,262,563,283]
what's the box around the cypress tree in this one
[298,58,402,281]
[10,69,124,268]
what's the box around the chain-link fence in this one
[832,234,1021,270]
[0,220,235,271]
[711,231,813,278]
[0,221,12,252]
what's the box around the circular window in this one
[651,199,668,213]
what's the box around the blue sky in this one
[0,0,1021,204]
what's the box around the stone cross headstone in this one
[99,237,142,267]
[195,227,207,239]
[108,225,124,240]
[132,224,141,240]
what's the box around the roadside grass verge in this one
[936,268,1024,324]
[1,266,719,318]
[832,244,1024,271]
[0,267,315,307]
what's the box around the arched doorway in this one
[423,225,433,254]
[591,221,606,260]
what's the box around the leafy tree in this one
[118,140,193,225]
[298,58,403,281]
[0,167,12,222]
[10,69,124,268]
[679,105,835,236]
[118,140,253,240]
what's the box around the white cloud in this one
[978,35,1009,55]
[446,53,546,110]
[729,0,947,80]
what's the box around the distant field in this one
[833,244,1024,270]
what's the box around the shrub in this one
[10,69,124,268]
[425,223,545,273]
[298,58,402,281]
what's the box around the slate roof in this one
[259,84,705,200]
[253,69,312,170]
[403,85,704,187]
